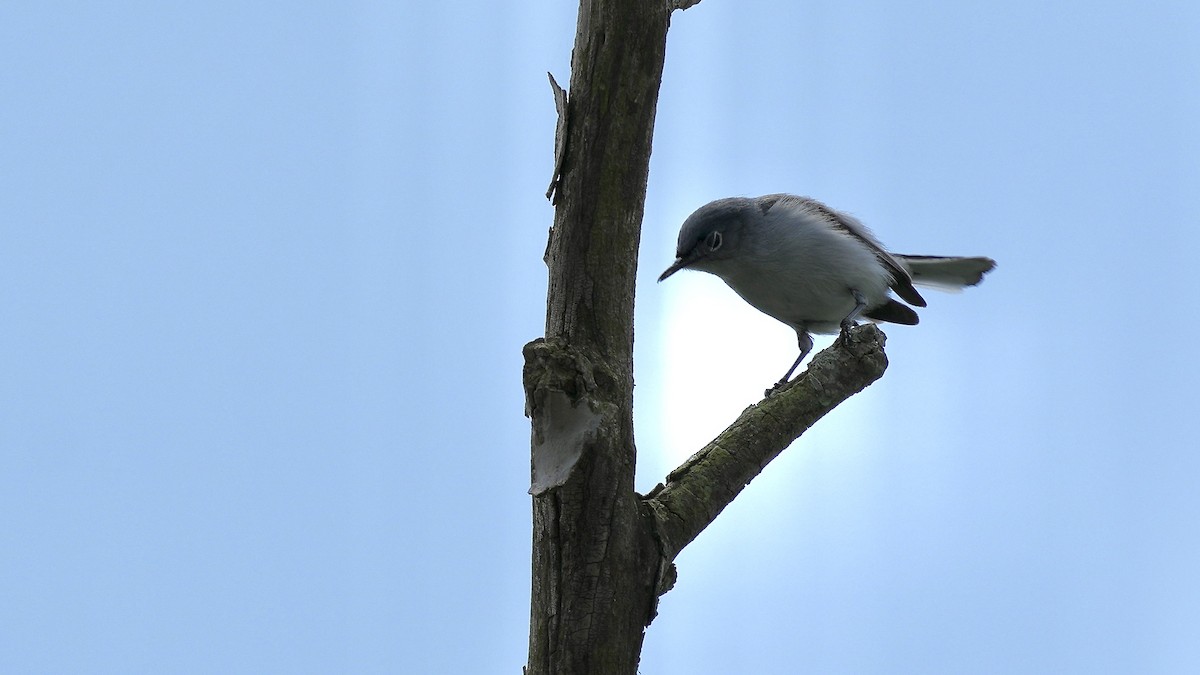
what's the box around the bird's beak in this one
[657,258,688,282]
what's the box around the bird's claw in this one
[765,379,788,397]
[837,321,857,345]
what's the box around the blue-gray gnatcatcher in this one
[658,194,996,389]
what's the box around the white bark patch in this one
[529,390,601,495]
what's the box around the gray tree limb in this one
[644,326,889,562]
[524,0,671,672]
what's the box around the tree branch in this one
[644,325,889,561]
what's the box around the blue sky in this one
[3,2,1199,673]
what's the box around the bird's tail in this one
[895,255,996,291]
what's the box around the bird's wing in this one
[759,194,927,308]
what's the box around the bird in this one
[658,194,995,391]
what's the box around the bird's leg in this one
[838,289,868,344]
[767,329,814,395]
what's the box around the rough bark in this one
[522,1,888,673]
[523,1,671,672]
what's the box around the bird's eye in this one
[705,231,722,251]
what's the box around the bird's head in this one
[658,198,754,282]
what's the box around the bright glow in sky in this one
[4,1,1200,673]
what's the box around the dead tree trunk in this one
[522,1,888,673]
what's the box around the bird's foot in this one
[765,378,789,398]
[837,320,858,345]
